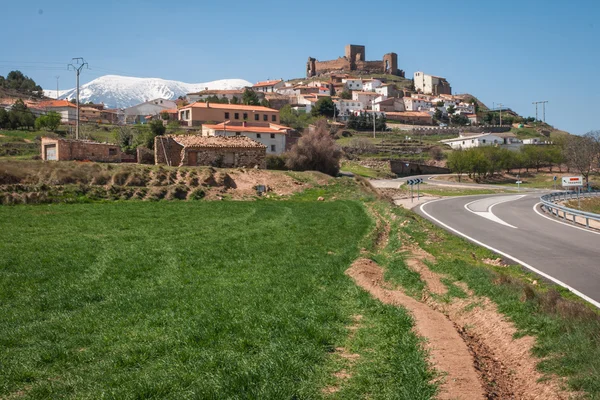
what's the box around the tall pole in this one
[532,101,548,123]
[498,103,503,126]
[372,101,376,139]
[55,76,60,98]
[68,58,88,140]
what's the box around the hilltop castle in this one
[306,44,405,78]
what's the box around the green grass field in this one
[0,201,435,399]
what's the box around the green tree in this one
[451,114,469,126]
[311,97,336,118]
[436,101,444,107]
[260,99,271,108]
[446,150,469,182]
[149,119,166,136]
[230,96,239,104]
[0,108,8,129]
[242,88,260,105]
[44,111,61,131]
[446,104,456,115]
[433,108,442,121]
[339,90,352,100]
[279,105,313,130]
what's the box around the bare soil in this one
[347,245,574,399]
[346,258,485,400]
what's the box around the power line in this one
[532,100,548,123]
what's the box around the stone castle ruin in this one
[306,44,405,78]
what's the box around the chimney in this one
[206,101,210,108]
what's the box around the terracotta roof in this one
[386,111,432,117]
[253,79,283,88]
[180,102,278,112]
[38,100,76,108]
[161,108,178,113]
[171,135,266,149]
[203,123,289,134]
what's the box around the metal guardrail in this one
[540,191,600,228]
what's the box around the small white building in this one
[363,79,383,92]
[201,121,290,155]
[38,100,77,124]
[336,99,364,118]
[440,133,509,150]
[124,99,173,124]
[404,97,433,112]
[253,79,285,93]
[414,71,452,95]
[352,91,379,108]
[342,78,363,91]
[375,84,394,97]
[372,98,405,112]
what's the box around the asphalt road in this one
[370,174,544,191]
[416,193,600,307]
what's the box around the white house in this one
[363,79,383,92]
[342,78,363,91]
[375,84,395,97]
[440,133,509,150]
[403,97,433,112]
[201,121,290,155]
[372,98,405,112]
[336,99,364,118]
[38,100,77,124]
[352,91,379,108]
[252,79,285,93]
[124,99,174,124]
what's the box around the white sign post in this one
[562,176,583,188]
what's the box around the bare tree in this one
[286,119,342,176]
[563,134,599,185]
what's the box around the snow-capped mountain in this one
[43,75,252,108]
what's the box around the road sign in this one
[562,176,583,187]
[516,181,522,184]
[406,178,423,185]
[553,176,557,181]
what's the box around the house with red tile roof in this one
[201,121,292,155]
[252,79,284,93]
[178,102,280,127]
[38,100,77,124]
[154,134,266,168]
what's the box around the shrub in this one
[266,154,287,170]
[285,119,342,176]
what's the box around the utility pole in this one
[55,76,60,98]
[68,58,88,140]
[497,103,503,126]
[532,101,548,122]
[371,100,376,138]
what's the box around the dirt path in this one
[346,258,485,400]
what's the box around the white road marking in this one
[463,195,526,229]
[533,202,600,236]
[420,199,600,309]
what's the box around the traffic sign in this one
[553,176,557,181]
[516,181,522,184]
[562,176,583,187]
[406,178,423,186]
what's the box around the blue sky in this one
[1,0,599,134]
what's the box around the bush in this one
[266,154,287,170]
[285,119,342,176]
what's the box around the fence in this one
[540,191,600,229]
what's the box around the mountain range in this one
[43,75,253,109]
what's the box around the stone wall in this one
[154,136,183,166]
[41,137,122,162]
[136,146,155,164]
[183,147,266,169]
[307,45,403,77]
[390,160,450,176]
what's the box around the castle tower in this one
[383,53,398,75]
[345,44,365,70]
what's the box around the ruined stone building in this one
[306,45,405,78]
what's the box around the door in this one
[45,144,57,160]
[188,151,198,166]
[224,152,234,167]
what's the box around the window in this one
[482,139,486,144]
[271,115,276,122]
[257,133,261,138]
[225,112,230,119]
[109,148,117,156]
[270,133,275,138]
[271,144,276,152]
[243,113,248,120]
[234,113,239,119]
[263,114,268,121]
[235,132,241,136]
[254,113,259,121]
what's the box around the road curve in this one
[417,193,600,307]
